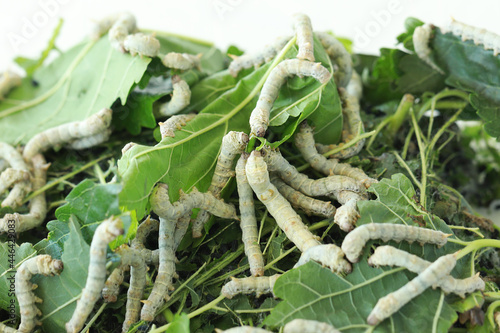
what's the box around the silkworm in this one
[341,223,450,263]
[215,327,273,333]
[294,121,377,188]
[368,245,485,298]
[334,190,364,232]
[66,129,111,150]
[0,323,17,333]
[263,148,364,198]
[159,113,196,139]
[0,168,30,196]
[413,24,445,74]
[293,13,315,62]
[89,13,121,40]
[108,12,137,53]
[123,33,160,58]
[228,36,290,77]
[346,70,362,100]
[161,52,202,71]
[221,274,281,299]
[294,244,351,274]
[315,31,353,87]
[66,217,124,333]
[15,255,63,333]
[132,216,159,249]
[235,153,265,277]
[367,253,457,325]
[102,265,126,303]
[0,142,31,209]
[192,131,249,238]
[283,319,341,333]
[23,108,112,161]
[270,173,336,219]
[442,18,500,56]
[121,142,137,155]
[249,59,331,137]
[157,76,191,117]
[0,70,22,100]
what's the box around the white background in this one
[1,0,500,70]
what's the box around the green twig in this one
[456,239,500,260]
[410,109,428,208]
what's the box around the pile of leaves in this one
[0,15,499,333]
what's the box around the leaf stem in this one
[432,291,445,333]
[456,239,500,260]
[81,303,107,333]
[410,109,428,208]
[416,89,469,120]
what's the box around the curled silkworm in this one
[15,255,63,333]
[341,223,450,263]
[315,32,353,87]
[108,12,137,53]
[215,327,273,333]
[293,13,315,62]
[66,129,111,150]
[0,70,22,100]
[23,108,112,161]
[0,168,30,196]
[132,216,159,250]
[442,18,500,56]
[413,24,445,74]
[270,173,336,219]
[368,245,485,297]
[249,59,331,137]
[334,190,364,232]
[159,113,196,139]
[283,319,341,333]
[161,52,202,71]
[228,36,290,77]
[236,153,265,277]
[295,121,377,188]
[124,33,160,58]
[157,76,191,117]
[192,131,249,238]
[294,244,351,274]
[221,274,281,299]
[66,217,124,333]
[367,253,457,325]
[0,142,31,209]
[346,70,362,100]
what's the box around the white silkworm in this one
[192,131,249,238]
[15,255,64,333]
[315,31,353,88]
[341,223,450,263]
[102,265,126,303]
[0,323,17,333]
[66,129,111,150]
[23,108,112,161]
[89,13,121,40]
[270,173,336,219]
[0,70,22,100]
[221,274,281,299]
[283,319,341,333]
[159,113,196,139]
[108,12,137,53]
[368,245,485,298]
[157,76,191,117]
[0,168,30,195]
[123,33,160,58]
[66,217,124,333]
[215,327,273,333]
[334,190,364,232]
[249,59,331,137]
[442,18,500,56]
[346,70,362,101]
[367,253,457,325]
[413,24,445,74]
[161,52,202,71]
[236,153,265,277]
[294,244,351,274]
[132,216,159,250]
[0,142,31,209]
[293,13,315,62]
[228,36,290,77]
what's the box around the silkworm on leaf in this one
[66,217,124,333]
[367,253,457,325]
[283,319,341,333]
[236,153,265,277]
[159,113,196,139]
[413,24,445,74]
[333,190,364,232]
[15,255,63,333]
[66,129,112,150]
[157,76,191,117]
[295,121,377,188]
[270,173,336,219]
[315,31,353,87]
[0,322,17,333]
[215,327,273,333]
[102,265,126,303]
[192,131,249,238]
[0,168,30,197]
[341,223,450,263]
[249,59,331,137]
[108,12,136,52]
[346,70,362,100]
[23,108,112,161]
[442,18,500,56]
[368,245,485,297]
[89,13,121,40]
[124,33,160,58]
[221,274,281,299]
[293,13,315,62]
[0,70,22,100]
[294,244,351,274]
[161,52,202,71]
[0,142,31,209]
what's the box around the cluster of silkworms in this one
[215,319,341,333]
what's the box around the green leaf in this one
[166,313,190,333]
[0,36,150,144]
[396,17,424,51]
